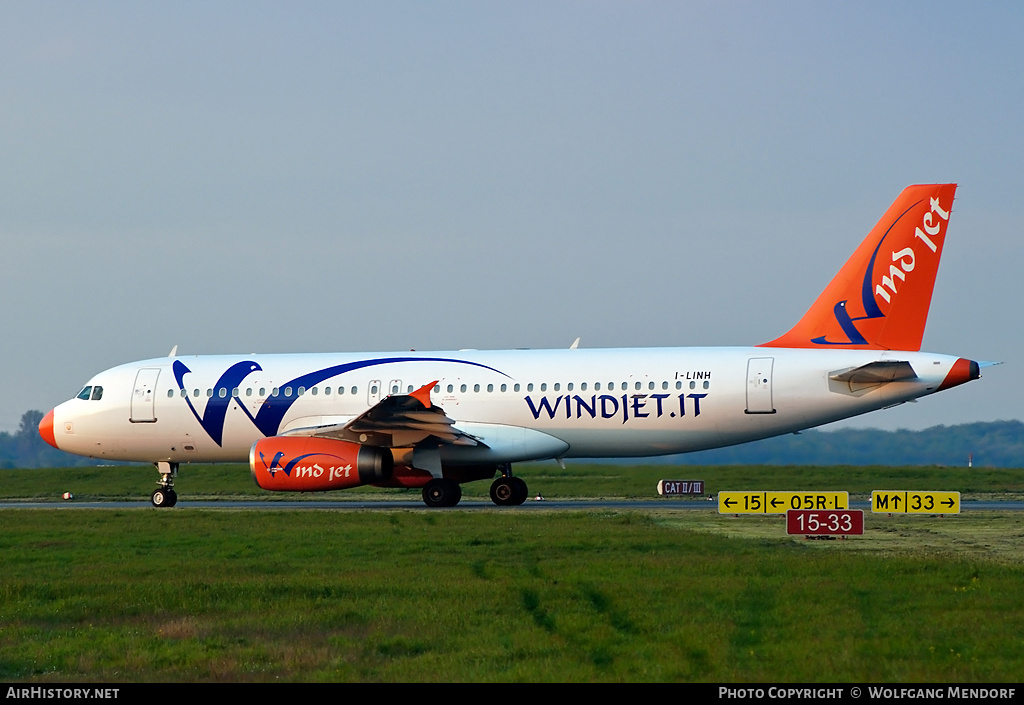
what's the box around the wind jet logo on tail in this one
[759,184,957,351]
[815,196,950,346]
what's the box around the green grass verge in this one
[0,509,1022,682]
[2,463,1023,682]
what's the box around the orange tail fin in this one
[761,184,957,351]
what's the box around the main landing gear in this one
[420,466,529,508]
[151,461,178,508]
[489,467,528,506]
[422,478,462,508]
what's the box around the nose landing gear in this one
[151,461,179,508]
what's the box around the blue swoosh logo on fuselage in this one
[173,356,508,445]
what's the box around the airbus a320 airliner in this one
[41,184,982,507]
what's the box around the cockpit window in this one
[76,385,104,401]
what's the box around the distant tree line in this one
[2,409,1023,469]
[0,411,100,469]
[662,420,1024,468]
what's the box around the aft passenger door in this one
[745,357,775,414]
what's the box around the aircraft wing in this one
[281,381,482,448]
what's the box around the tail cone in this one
[938,358,980,391]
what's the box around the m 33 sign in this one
[872,491,960,514]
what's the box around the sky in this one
[1,1,1021,434]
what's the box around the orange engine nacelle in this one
[250,437,393,492]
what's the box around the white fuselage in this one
[47,346,966,465]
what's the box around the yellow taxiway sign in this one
[718,491,849,514]
[871,491,960,514]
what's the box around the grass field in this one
[1,463,1022,682]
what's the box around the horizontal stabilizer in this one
[829,361,918,385]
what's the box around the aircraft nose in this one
[39,410,58,449]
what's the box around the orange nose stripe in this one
[39,410,57,448]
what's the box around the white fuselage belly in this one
[50,347,963,465]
